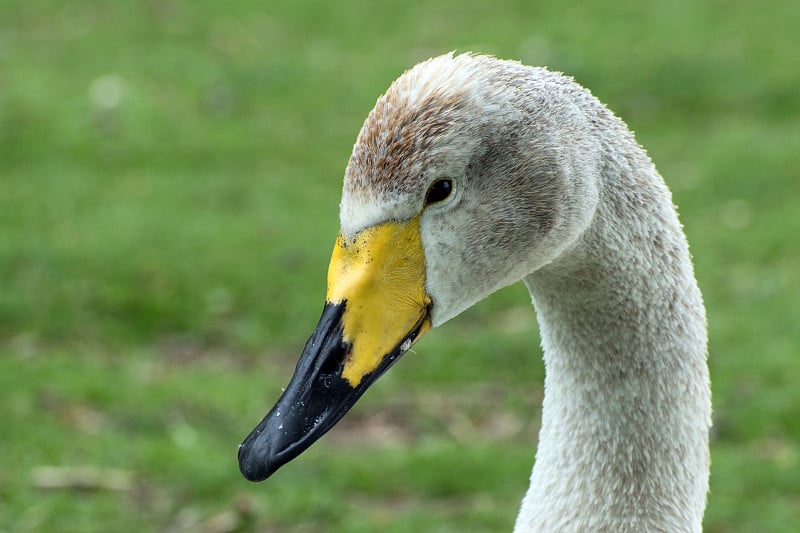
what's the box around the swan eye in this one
[424,179,453,206]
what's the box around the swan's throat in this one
[517,221,710,531]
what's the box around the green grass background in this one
[2,0,798,531]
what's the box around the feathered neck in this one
[514,140,711,532]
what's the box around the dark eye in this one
[424,178,453,206]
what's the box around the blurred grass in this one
[1,0,799,531]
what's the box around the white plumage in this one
[342,54,711,532]
[238,53,711,532]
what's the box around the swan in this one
[238,53,711,532]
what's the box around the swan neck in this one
[514,171,711,532]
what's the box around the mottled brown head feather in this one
[346,87,468,198]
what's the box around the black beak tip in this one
[236,301,428,483]
[238,441,271,482]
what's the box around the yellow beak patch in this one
[326,217,432,387]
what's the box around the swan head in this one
[239,53,602,481]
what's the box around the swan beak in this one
[238,217,432,482]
